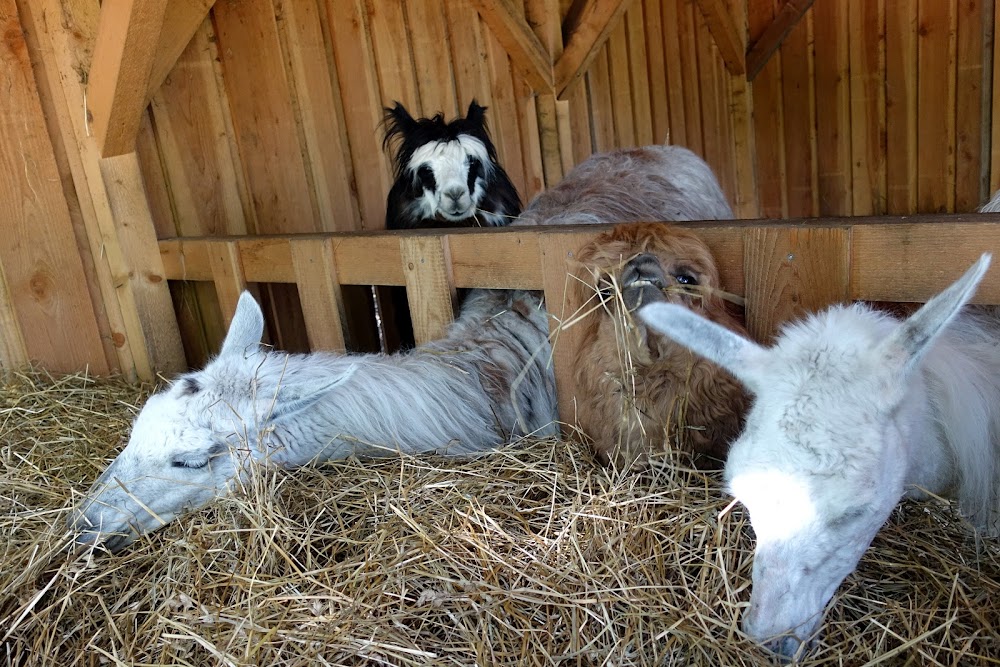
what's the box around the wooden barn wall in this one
[2,0,1000,374]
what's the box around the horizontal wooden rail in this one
[158,215,1000,424]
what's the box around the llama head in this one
[574,222,736,355]
[69,292,353,552]
[639,253,991,658]
[382,100,518,228]
[573,223,748,466]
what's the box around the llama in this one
[639,254,1000,658]
[382,100,521,229]
[71,145,742,551]
[573,222,749,468]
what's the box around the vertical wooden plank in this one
[445,0,495,111]
[885,0,919,214]
[587,50,616,152]
[0,0,110,374]
[149,22,248,237]
[280,0,363,231]
[727,0,757,218]
[748,0,786,218]
[780,11,817,217]
[712,26,736,206]
[0,260,28,370]
[19,0,142,376]
[695,6,725,192]
[99,153,187,375]
[677,0,704,155]
[536,95,565,188]
[517,82,546,199]
[208,240,247,328]
[643,0,669,143]
[813,0,852,215]
[484,25,527,197]
[538,232,584,428]
[607,19,636,147]
[917,0,957,213]
[625,4,654,146]
[400,236,457,346]
[566,80,593,166]
[407,1,459,116]
[290,238,347,352]
[661,0,687,146]
[849,0,886,216]
[955,0,986,211]
[326,0,392,229]
[743,227,850,343]
[213,1,318,234]
[367,0,420,111]
[992,0,1000,194]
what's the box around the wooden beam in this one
[554,0,633,98]
[88,0,169,157]
[290,238,348,352]
[145,0,216,103]
[99,153,187,376]
[400,237,457,345]
[746,0,816,81]
[469,0,554,91]
[695,0,747,75]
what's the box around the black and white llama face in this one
[382,101,521,229]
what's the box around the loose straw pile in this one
[1,367,998,666]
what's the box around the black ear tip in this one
[467,99,487,117]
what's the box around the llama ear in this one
[639,302,767,391]
[219,292,265,359]
[879,253,991,373]
[465,100,487,126]
[382,102,417,145]
[267,364,357,421]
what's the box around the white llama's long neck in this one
[250,289,558,466]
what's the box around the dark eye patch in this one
[416,164,436,192]
[466,155,482,194]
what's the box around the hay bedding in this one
[1,370,998,666]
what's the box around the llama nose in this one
[620,254,668,310]
[444,187,466,203]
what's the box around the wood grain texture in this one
[400,236,457,345]
[554,0,632,98]
[745,0,816,81]
[208,240,247,328]
[145,0,215,102]
[539,232,585,428]
[0,0,109,373]
[694,0,746,75]
[848,0,886,216]
[743,226,850,343]
[747,0,785,218]
[916,0,957,213]
[470,0,553,91]
[99,153,187,376]
[780,11,816,217]
[407,1,460,114]
[955,0,987,211]
[625,5,653,146]
[88,0,168,157]
[813,0,852,215]
[290,237,347,352]
[885,0,918,214]
[660,0,686,145]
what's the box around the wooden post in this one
[290,238,348,352]
[538,232,586,428]
[99,153,187,376]
[743,226,851,342]
[208,241,248,328]
[400,237,457,345]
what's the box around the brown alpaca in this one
[574,222,749,469]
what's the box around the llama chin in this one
[382,100,521,229]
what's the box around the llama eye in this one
[416,165,436,191]
[674,274,698,286]
[171,457,208,470]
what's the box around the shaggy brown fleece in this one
[573,222,750,468]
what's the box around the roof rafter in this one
[695,0,746,75]
[746,0,816,80]
[469,0,554,92]
[554,0,633,99]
